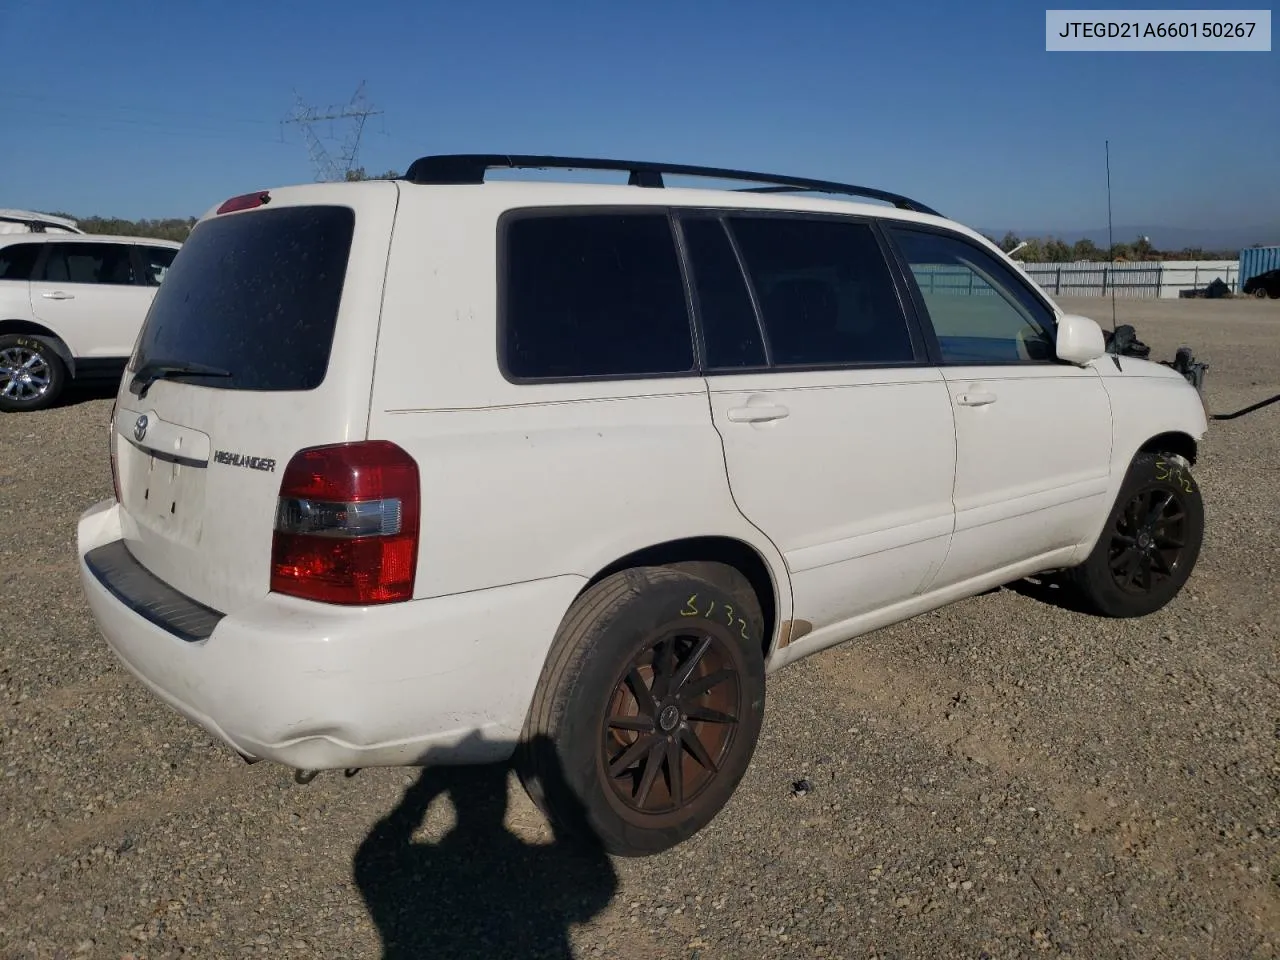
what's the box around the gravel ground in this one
[1,296,1276,960]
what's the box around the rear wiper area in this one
[129,360,233,398]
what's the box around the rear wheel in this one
[1067,452,1204,617]
[0,334,66,412]
[519,566,766,857]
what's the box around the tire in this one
[1067,451,1205,618]
[0,334,67,412]
[1254,287,1269,299]
[518,566,767,857]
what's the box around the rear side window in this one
[133,206,355,392]
[727,215,916,367]
[0,243,40,280]
[502,212,695,380]
[39,242,136,285]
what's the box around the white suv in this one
[0,234,182,411]
[76,156,1209,857]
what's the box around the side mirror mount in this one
[1055,313,1107,366]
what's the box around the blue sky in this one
[2,0,1276,240]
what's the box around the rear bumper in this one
[76,499,586,770]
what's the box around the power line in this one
[281,82,383,182]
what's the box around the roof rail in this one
[401,154,942,216]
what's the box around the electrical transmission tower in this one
[282,82,383,182]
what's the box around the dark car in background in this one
[1243,268,1280,299]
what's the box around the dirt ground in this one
[0,295,1276,959]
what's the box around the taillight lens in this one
[269,441,420,605]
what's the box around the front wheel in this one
[518,566,767,857]
[1067,452,1205,617]
[0,334,66,412]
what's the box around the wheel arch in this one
[577,535,787,662]
[1138,430,1198,465]
[0,320,75,377]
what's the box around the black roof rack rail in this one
[401,154,942,217]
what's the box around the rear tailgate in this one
[110,181,400,615]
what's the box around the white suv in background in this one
[76,156,1210,857]
[0,234,182,411]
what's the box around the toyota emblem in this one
[134,414,149,442]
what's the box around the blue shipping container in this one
[1239,245,1280,286]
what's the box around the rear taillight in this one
[108,401,121,502]
[269,441,420,605]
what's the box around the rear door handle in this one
[41,290,74,300]
[956,391,997,406]
[726,404,790,423]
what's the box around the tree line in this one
[984,232,1237,262]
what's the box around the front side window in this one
[502,212,695,380]
[888,227,1056,364]
[726,215,916,367]
[38,242,137,286]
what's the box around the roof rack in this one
[401,154,942,216]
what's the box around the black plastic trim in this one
[84,540,224,643]
[124,435,207,469]
[405,153,941,216]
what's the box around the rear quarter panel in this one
[366,187,792,629]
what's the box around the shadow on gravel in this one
[1003,574,1095,614]
[354,735,619,960]
[51,380,119,409]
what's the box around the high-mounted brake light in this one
[269,441,420,605]
[216,191,271,215]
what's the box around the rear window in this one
[132,205,355,391]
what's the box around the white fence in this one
[1013,260,1239,299]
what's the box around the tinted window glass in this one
[133,206,354,392]
[140,246,178,286]
[40,242,135,285]
[889,227,1056,363]
[728,216,914,366]
[681,217,766,369]
[503,213,694,379]
[0,243,40,280]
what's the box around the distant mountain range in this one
[976,225,1279,253]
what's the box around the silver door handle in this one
[727,404,790,423]
[956,391,997,406]
[41,290,75,300]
